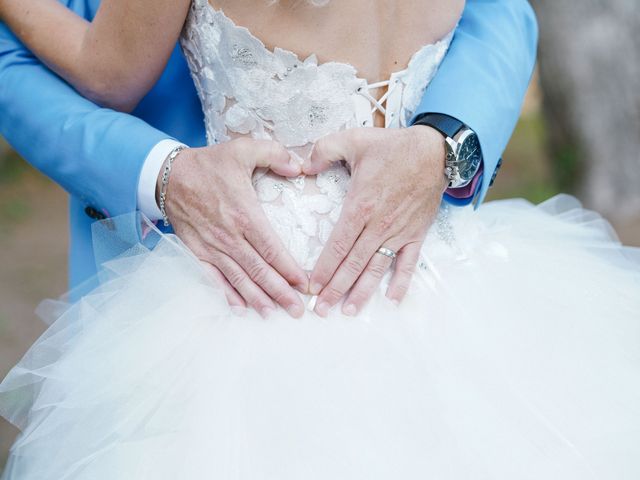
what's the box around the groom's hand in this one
[162,138,309,318]
[303,126,448,317]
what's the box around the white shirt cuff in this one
[137,139,187,220]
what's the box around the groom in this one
[0,1,537,316]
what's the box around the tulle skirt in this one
[2,195,640,479]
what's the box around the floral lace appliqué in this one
[180,1,454,269]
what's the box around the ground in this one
[0,150,68,467]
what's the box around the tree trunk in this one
[531,0,640,222]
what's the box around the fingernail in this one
[385,293,400,306]
[231,306,247,317]
[343,304,357,316]
[290,152,305,172]
[307,295,318,311]
[260,306,276,319]
[287,304,304,318]
[310,282,322,295]
[315,301,330,317]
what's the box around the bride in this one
[1,0,640,478]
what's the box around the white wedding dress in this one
[2,2,640,478]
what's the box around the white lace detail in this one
[180,1,454,269]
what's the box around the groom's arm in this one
[0,20,172,218]
[412,0,538,206]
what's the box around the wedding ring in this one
[376,247,397,259]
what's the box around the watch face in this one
[457,131,482,182]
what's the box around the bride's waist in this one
[252,167,350,270]
[253,165,351,210]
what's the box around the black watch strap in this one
[413,113,465,139]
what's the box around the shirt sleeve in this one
[137,140,188,220]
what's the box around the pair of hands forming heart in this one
[163,125,447,318]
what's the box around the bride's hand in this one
[163,138,309,318]
[303,126,448,317]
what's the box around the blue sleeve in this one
[0,21,171,217]
[412,0,539,205]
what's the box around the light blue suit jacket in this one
[0,0,537,288]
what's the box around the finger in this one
[314,230,380,317]
[213,252,278,318]
[386,242,422,305]
[199,261,247,312]
[236,138,301,177]
[244,211,309,293]
[309,205,366,296]
[302,130,356,175]
[342,242,399,316]
[231,240,306,318]
[174,227,249,312]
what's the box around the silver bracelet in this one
[158,145,187,227]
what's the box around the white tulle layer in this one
[2,195,640,479]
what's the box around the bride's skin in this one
[0,0,463,318]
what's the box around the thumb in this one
[248,139,301,177]
[303,130,354,175]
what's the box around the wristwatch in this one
[413,113,483,189]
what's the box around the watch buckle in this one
[444,138,461,188]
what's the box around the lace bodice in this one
[180,1,453,270]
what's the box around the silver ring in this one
[376,247,397,259]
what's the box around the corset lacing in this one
[358,79,397,116]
